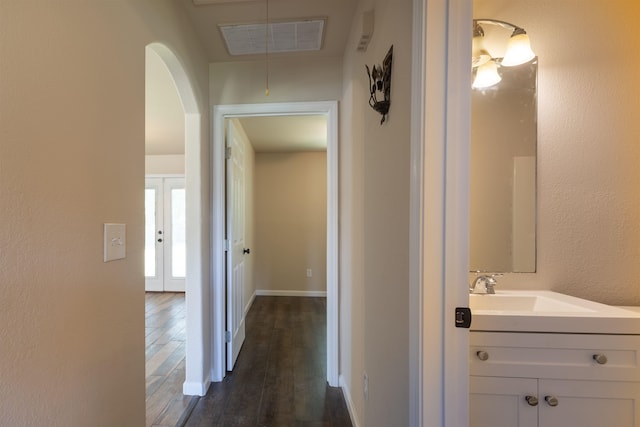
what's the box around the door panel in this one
[226,121,246,370]
[539,379,640,427]
[470,376,538,427]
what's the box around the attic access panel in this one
[219,18,326,56]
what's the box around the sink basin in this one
[470,293,596,313]
[469,290,640,334]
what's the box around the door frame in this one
[410,0,471,425]
[211,101,339,386]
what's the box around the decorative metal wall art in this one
[366,45,393,124]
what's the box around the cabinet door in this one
[539,379,640,427]
[470,376,538,427]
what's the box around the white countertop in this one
[470,290,640,334]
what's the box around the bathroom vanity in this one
[469,291,640,427]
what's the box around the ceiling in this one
[178,0,358,63]
[237,115,327,152]
[145,0,356,156]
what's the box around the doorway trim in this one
[409,0,471,425]
[145,43,208,397]
[211,101,339,386]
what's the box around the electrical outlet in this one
[363,372,369,401]
[306,268,313,278]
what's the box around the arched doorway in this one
[145,43,208,397]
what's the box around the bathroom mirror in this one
[469,59,537,273]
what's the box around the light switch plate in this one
[104,223,126,262]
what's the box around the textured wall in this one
[341,0,413,425]
[0,1,209,424]
[254,152,327,293]
[209,57,343,105]
[474,0,640,306]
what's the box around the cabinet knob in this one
[525,395,539,407]
[593,353,608,365]
[545,395,559,407]
[476,350,489,361]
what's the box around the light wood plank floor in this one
[145,292,196,427]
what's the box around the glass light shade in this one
[472,35,491,68]
[501,33,535,67]
[472,60,501,89]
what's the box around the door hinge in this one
[225,146,232,160]
[455,307,472,328]
[224,240,230,251]
[225,331,231,343]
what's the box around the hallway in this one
[184,296,352,426]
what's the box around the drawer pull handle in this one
[545,395,559,407]
[525,395,538,407]
[593,353,608,365]
[476,351,489,361]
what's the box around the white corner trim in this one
[182,374,211,397]
[245,290,256,316]
[339,375,361,427]
[255,290,327,298]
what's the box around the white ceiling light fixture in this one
[471,19,536,89]
[219,18,326,56]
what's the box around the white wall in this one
[475,1,640,306]
[254,152,327,294]
[146,154,186,175]
[209,57,343,105]
[341,0,413,425]
[0,1,209,424]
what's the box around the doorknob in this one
[243,248,251,254]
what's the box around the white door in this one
[145,177,186,292]
[226,122,247,370]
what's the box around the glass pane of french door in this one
[144,188,157,277]
[171,188,186,278]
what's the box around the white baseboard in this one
[245,290,256,316]
[255,289,327,297]
[182,375,211,397]
[339,374,361,427]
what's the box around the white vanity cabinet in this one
[469,332,640,427]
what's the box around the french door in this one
[145,177,186,292]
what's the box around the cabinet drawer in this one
[470,332,640,381]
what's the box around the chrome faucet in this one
[470,274,498,294]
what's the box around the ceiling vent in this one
[219,18,326,56]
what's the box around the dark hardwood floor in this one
[183,296,353,427]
